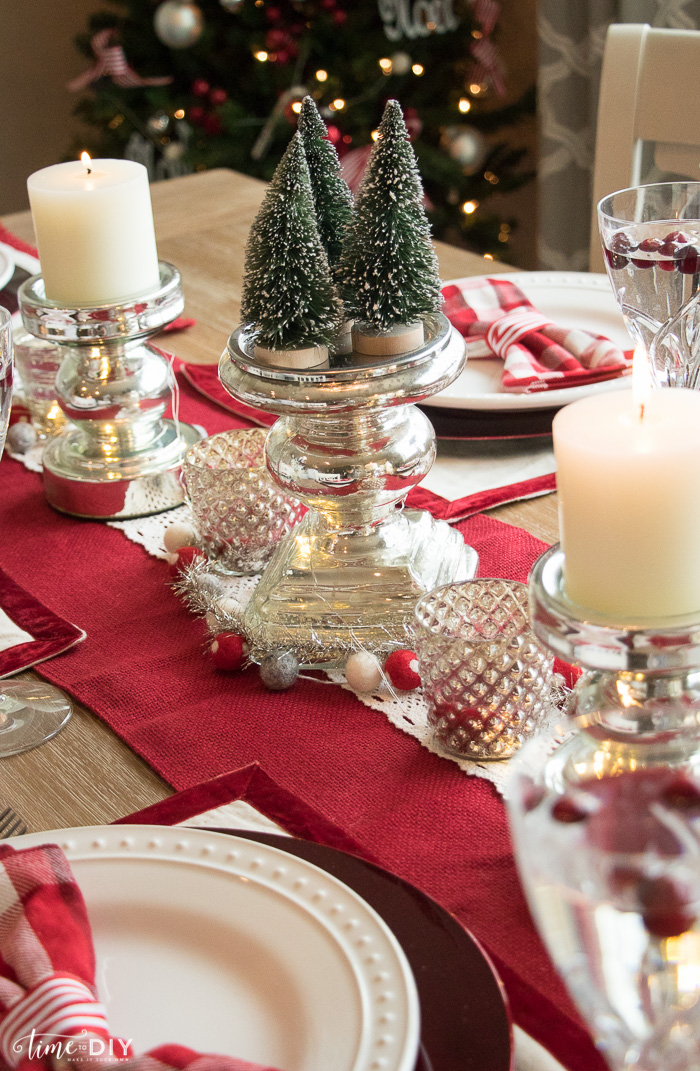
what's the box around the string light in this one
[412,63,424,76]
[255,50,269,61]
[471,29,483,39]
[108,114,124,129]
[174,108,185,120]
[331,98,345,110]
[484,170,499,184]
[371,129,380,141]
[458,98,471,113]
[469,82,484,94]
[379,57,393,73]
[462,200,478,214]
[291,101,302,114]
[315,69,328,81]
[483,253,494,260]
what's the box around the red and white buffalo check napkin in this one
[0,843,278,1071]
[442,277,632,393]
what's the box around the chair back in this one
[590,23,700,272]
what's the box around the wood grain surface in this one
[1,169,559,833]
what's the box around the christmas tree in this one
[241,132,340,350]
[297,96,353,276]
[70,0,533,257]
[340,100,442,333]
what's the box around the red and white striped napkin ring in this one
[485,309,551,357]
[0,976,109,1067]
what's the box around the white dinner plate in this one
[14,825,420,1071]
[0,248,14,293]
[0,240,39,279]
[428,271,634,412]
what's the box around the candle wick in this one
[86,166,92,175]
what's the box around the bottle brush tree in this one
[241,132,341,351]
[297,96,354,280]
[339,99,443,333]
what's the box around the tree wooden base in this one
[253,343,329,370]
[352,321,424,357]
[333,319,354,355]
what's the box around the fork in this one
[0,805,27,839]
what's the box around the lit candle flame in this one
[80,151,92,176]
[632,343,653,421]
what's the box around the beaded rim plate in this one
[14,825,420,1071]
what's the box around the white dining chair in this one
[589,23,700,273]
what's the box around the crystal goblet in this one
[598,182,700,385]
[0,306,72,757]
[509,748,700,1071]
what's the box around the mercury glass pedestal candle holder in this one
[218,313,478,666]
[182,429,305,575]
[415,579,556,761]
[18,263,201,519]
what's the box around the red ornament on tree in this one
[326,124,341,145]
[203,113,223,135]
[266,5,282,20]
[384,650,421,691]
[333,10,347,24]
[211,632,248,672]
[209,87,228,106]
[188,105,206,125]
[191,78,210,98]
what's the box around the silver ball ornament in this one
[219,0,243,9]
[391,51,412,75]
[197,572,225,598]
[443,125,488,171]
[6,422,37,454]
[147,110,170,134]
[154,0,204,49]
[260,650,299,691]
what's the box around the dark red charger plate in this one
[214,829,514,1071]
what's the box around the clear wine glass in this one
[0,305,72,757]
[598,181,700,384]
[508,735,700,1071]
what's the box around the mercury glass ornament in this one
[153,0,204,48]
[415,579,555,761]
[182,428,304,576]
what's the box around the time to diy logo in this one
[13,1030,133,1064]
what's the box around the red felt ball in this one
[333,10,347,24]
[192,79,210,98]
[209,87,228,106]
[384,650,421,690]
[188,105,206,126]
[169,545,205,578]
[211,632,247,672]
[326,124,341,145]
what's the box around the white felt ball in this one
[214,596,244,616]
[345,651,383,693]
[163,520,198,554]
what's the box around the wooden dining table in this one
[1,167,559,833]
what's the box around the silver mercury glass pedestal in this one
[219,313,478,666]
[529,544,700,781]
[18,263,201,519]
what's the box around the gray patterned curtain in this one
[537,0,700,271]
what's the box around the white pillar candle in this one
[27,157,160,307]
[553,356,700,619]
